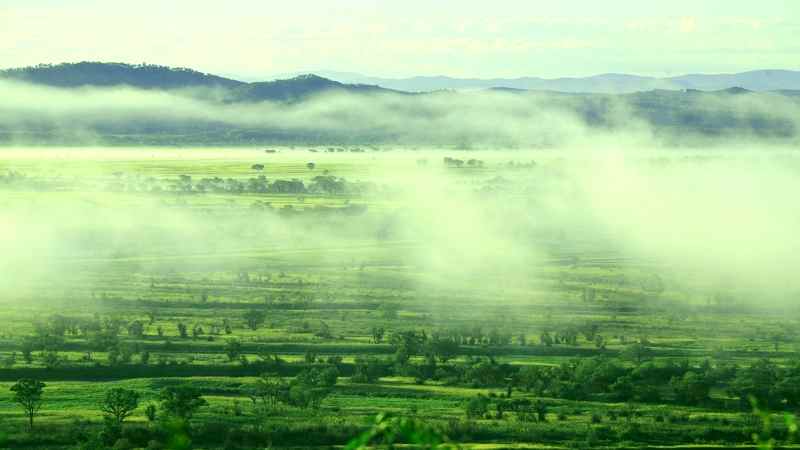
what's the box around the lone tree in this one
[250,373,289,410]
[159,386,207,420]
[622,342,652,364]
[101,388,140,425]
[306,162,316,170]
[225,339,243,362]
[371,326,385,344]
[465,395,489,419]
[244,309,266,331]
[127,320,145,338]
[11,378,45,430]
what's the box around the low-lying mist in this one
[1,79,799,147]
[1,148,799,311]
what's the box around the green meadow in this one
[0,147,797,449]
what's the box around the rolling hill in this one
[0,62,399,102]
[5,63,800,96]
[0,62,244,89]
[308,69,800,93]
[226,74,402,102]
[0,62,798,146]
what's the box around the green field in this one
[0,147,797,449]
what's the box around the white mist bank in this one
[3,148,798,309]
[1,79,799,147]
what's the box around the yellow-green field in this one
[0,147,797,449]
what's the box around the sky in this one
[1,0,798,80]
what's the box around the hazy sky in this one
[1,0,798,79]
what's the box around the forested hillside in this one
[1,62,798,146]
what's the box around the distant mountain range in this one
[3,62,800,95]
[1,62,798,146]
[294,69,800,94]
[0,62,398,102]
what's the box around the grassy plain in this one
[0,147,796,449]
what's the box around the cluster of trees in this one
[8,367,340,446]
[0,170,53,190]
[164,174,371,196]
[537,322,610,349]
[353,326,611,386]
[248,367,338,411]
[443,157,484,168]
[103,173,376,197]
[9,378,205,434]
[315,147,368,153]
[361,329,800,412]
[465,394,548,422]
[13,313,256,369]
[514,357,800,409]
[5,355,798,447]
[389,330,461,365]
[352,356,391,383]
[383,324,606,349]
[389,327,510,348]
[399,355,515,387]
[15,314,800,420]
[19,314,148,367]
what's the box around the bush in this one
[352,357,386,383]
[230,400,243,416]
[145,404,157,422]
[193,421,233,444]
[465,395,490,419]
[617,423,644,441]
[76,435,106,450]
[121,425,153,447]
[100,418,123,447]
[585,427,599,446]
[112,438,134,450]
[67,418,93,443]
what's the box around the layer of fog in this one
[1,78,799,307]
[1,79,799,147]
[568,152,800,301]
[2,149,800,310]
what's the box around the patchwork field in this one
[0,147,797,449]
